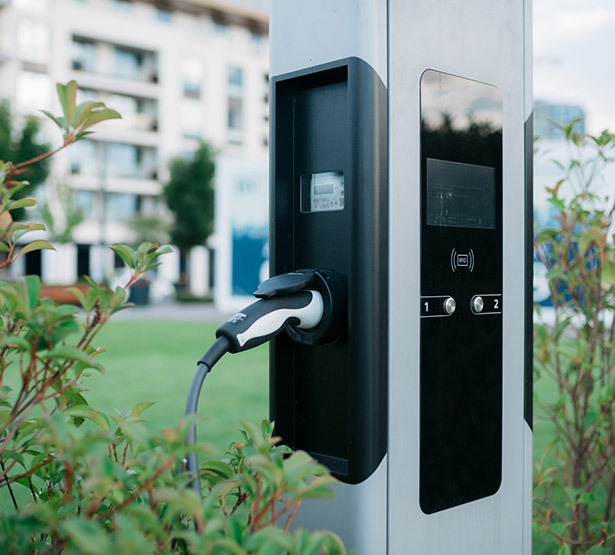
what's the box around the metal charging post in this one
[269,1,533,552]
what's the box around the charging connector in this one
[216,290,324,353]
[184,273,343,496]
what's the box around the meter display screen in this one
[426,158,496,229]
[300,170,345,213]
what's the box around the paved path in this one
[112,301,232,323]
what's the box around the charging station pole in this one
[269,1,532,553]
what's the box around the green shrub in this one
[534,124,615,554]
[0,83,346,554]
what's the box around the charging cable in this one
[185,290,324,495]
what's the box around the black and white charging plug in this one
[184,269,345,495]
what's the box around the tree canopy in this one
[163,141,215,252]
[0,100,51,220]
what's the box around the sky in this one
[230,1,614,135]
[533,0,615,134]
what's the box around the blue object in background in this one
[232,226,268,296]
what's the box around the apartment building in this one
[0,0,269,295]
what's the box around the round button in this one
[472,296,484,313]
[443,297,456,315]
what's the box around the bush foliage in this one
[534,124,615,554]
[0,83,346,554]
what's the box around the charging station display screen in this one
[426,158,496,229]
[300,170,345,213]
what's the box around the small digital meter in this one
[301,170,345,213]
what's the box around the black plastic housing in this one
[419,70,503,514]
[269,58,388,484]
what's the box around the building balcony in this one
[92,115,159,145]
[70,65,159,99]
[69,174,162,196]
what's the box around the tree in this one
[163,141,215,254]
[0,100,51,220]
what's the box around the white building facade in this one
[0,0,269,296]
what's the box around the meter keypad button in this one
[443,297,456,315]
[470,294,502,315]
[421,295,456,318]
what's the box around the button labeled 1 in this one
[421,295,456,318]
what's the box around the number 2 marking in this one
[494,299,499,309]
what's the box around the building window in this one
[156,7,172,22]
[106,143,142,179]
[76,244,90,277]
[213,21,228,35]
[228,99,243,144]
[113,0,132,11]
[17,20,50,64]
[250,31,264,54]
[108,93,138,116]
[16,71,52,111]
[184,81,201,100]
[70,139,98,175]
[74,190,95,219]
[181,58,202,99]
[180,101,203,139]
[227,67,243,144]
[114,47,144,80]
[72,38,96,72]
[106,193,137,222]
[24,249,42,277]
[228,66,243,98]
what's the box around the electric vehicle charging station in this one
[265,0,533,553]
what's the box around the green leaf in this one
[66,286,90,310]
[602,260,615,287]
[200,459,235,480]
[548,197,566,212]
[152,487,202,517]
[129,401,155,418]
[44,345,103,371]
[16,240,55,259]
[226,517,244,545]
[556,544,573,555]
[24,274,41,309]
[64,406,110,431]
[80,107,122,131]
[74,130,95,141]
[58,518,112,555]
[73,101,104,128]
[40,109,69,133]
[586,544,608,555]
[57,80,78,128]
[110,244,137,269]
[9,222,46,233]
[6,197,36,211]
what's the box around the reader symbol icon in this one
[450,249,475,272]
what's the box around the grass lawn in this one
[86,319,269,457]
[90,318,555,458]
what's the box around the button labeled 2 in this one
[470,293,502,315]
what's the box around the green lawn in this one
[86,319,269,457]
[90,319,554,460]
